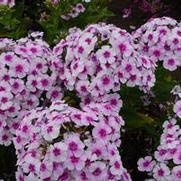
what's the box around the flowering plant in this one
[14,100,131,181]
[0,1,181,178]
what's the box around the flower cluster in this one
[138,118,181,181]
[52,23,156,104]
[0,0,15,7]
[122,0,170,19]
[133,17,181,71]
[61,3,86,21]
[14,100,131,181]
[0,32,63,146]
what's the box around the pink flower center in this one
[167,123,173,129]
[118,71,123,78]
[3,75,10,81]
[70,155,79,163]
[143,45,149,52]
[47,126,53,133]
[78,46,84,54]
[29,164,35,172]
[20,47,27,53]
[93,168,102,176]
[12,82,19,89]
[158,169,164,176]
[159,29,167,35]
[103,51,110,58]
[114,161,121,169]
[15,64,23,73]
[73,63,78,70]
[12,122,19,129]
[31,80,38,87]
[143,160,150,167]
[147,75,151,81]
[94,149,102,156]
[53,148,61,157]
[16,136,21,143]
[8,106,15,113]
[168,59,175,66]
[0,86,5,92]
[80,86,87,92]
[22,125,28,133]
[159,149,167,156]
[69,142,78,151]
[74,114,81,120]
[148,34,153,40]
[99,129,107,138]
[177,31,181,36]
[102,77,110,85]
[36,63,43,69]
[27,99,33,106]
[125,64,132,72]
[1,97,8,103]
[119,43,126,52]
[40,163,47,172]
[176,171,181,178]
[51,90,59,98]
[80,171,88,180]
[173,38,179,45]
[153,50,161,57]
[2,134,8,141]
[85,38,92,45]
[41,79,49,87]
[130,75,136,81]
[5,55,12,62]
[30,47,37,54]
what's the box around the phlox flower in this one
[65,134,85,156]
[39,160,53,179]
[96,46,116,64]
[163,57,177,71]
[42,122,60,141]
[92,122,112,143]
[137,156,155,172]
[110,158,123,175]
[50,142,67,161]
[153,163,170,180]
[9,59,29,78]
[89,161,107,180]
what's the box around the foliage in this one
[0,0,112,45]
